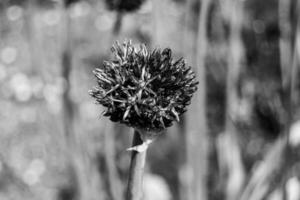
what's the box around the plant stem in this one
[184,0,210,199]
[113,11,123,35]
[126,129,147,200]
[103,122,122,200]
[223,0,245,200]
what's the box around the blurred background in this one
[0,0,300,200]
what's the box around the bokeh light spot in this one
[31,77,44,99]
[23,159,46,186]
[43,10,61,26]
[10,73,32,102]
[1,46,18,65]
[7,5,23,21]
[286,177,300,200]
[289,121,300,147]
[43,83,62,114]
[70,1,91,18]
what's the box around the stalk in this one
[126,130,147,200]
[103,122,123,200]
[185,0,210,199]
[60,2,104,200]
[113,11,123,36]
[106,12,124,200]
[222,0,246,200]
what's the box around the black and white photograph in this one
[0,0,299,200]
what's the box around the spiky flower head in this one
[63,0,80,7]
[105,0,145,12]
[89,41,198,132]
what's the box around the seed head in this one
[63,0,80,7]
[90,41,198,132]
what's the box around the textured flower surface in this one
[90,41,198,132]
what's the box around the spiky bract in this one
[90,41,198,132]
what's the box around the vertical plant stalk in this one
[279,0,293,94]
[182,0,198,67]
[288,0,300,128]
[113,11,123,36]
[60,0,74,143]
[60,3,104,200]
[0,0,8,38]
[59,2,81,200]
[185,0,210,200]
[151,0,164,45]
[24,0,38,74]
[220,0,246,200]
[180,0,200,199]
[279,0,294,143]
[103,121,123,200]
[126,130,147,200]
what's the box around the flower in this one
[89,41,198,132]
[105,0,145,12]
[64,0,80,7]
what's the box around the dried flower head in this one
[105,0,145,12]
[90,41,198,132]
[63,0,80,7]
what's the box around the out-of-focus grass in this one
[0,1,185,199]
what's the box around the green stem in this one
[126,129,147,200]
